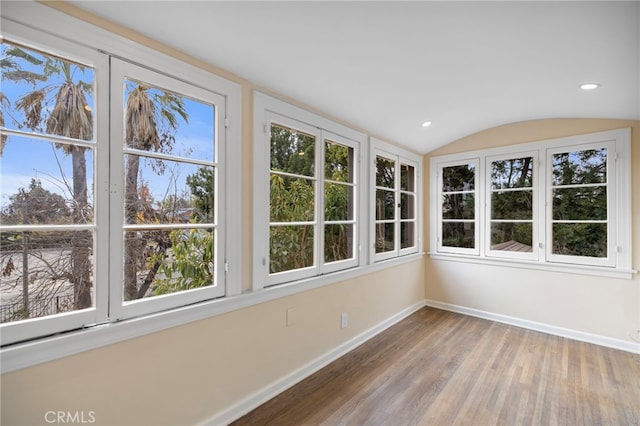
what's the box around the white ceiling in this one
[69,1,639,154]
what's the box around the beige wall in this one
[423,119,640,342]
[1,261,424,426]
[1,3,425,425]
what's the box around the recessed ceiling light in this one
[421,121,432,128]
[580,83,600,90]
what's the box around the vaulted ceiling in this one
[68,1,639,154]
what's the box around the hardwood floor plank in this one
[232,307,640,426]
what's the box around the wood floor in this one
[232,307,640,426]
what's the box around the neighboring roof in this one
[491,240,532,253]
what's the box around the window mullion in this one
[316,131,325,274]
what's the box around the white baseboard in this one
[424,299,640,354]
[204,300,426,426]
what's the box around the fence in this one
[0,294,75,323]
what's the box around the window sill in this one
[428,252,636,279]
[1,253,424,374]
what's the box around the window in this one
[371,139,422,262]
[0,23,240,345]
[486,153,538,260]
[547,143,613,267]
[437,160,479,255]
[253,93,364,287]
[430,129,632,277]
[109,59,228,320]
[0,39,108,345]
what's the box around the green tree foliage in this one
[490,157,533,249]
[1,178,71,226]
[269,125,315,273]
[441,164,476,248]
[186,167,214,222]
[551,148,607,257]
[153,228,214,295]
[146,166,216,296]
[0,179,74,251]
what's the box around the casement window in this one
[547,142,614,267]
[486,152,538,260]
[430,128,632,277]
[437,159,479,255]
[253,93,365,287]
[0,37,108,345]
[109,59,228,320]
[0,22,240,346]
[371,139,422,262]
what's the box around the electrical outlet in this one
[341,312,348,329]
[286,307,296,327]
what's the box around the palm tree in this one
[123,83,187,300]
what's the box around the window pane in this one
[375,222,394,253]
[185,166,215,223]
[442,164,475,191]
[325,182,353,221]
[270,225,314,273]
[324,224,354,263]
[552,187,606,221]
[270,174,314,222]
[552,148,607,185]
[1,230,94,323]
[401,221,415,249]
[124,155,214,225]
[401,164,415,191]
[376,156,395,188]
[490,223,533,251]
[442,193,474,220]
[491,157,533,189]
[491,190,532,220]
[552,223,607,257]
[123,228,214,301]
[123,79,214,162]
[0,42,95,142]
[1,136,94,226]
[324,141,352,182]
[376,189,395,220]
[442,222,474,248]
[270,124,315,177]
[401,193,415,219]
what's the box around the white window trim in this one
[435,158,480,256]
[252,92,367,289]
[370,138,423,262]
[545,140,616,268]
[108,58,228,321]
[485,150,540,261]
[0,19,111,346]
[429,128,634,279]
[1,3,242,361]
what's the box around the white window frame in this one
[429,128,633,279]
[485,151,540,261]
[253,92,366,288]
[370,138,422,262]
[1,7,242,352]
[435,158,480,256]
[545,140,617,268]
[108,58,228,321]
[0,23,110,346]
